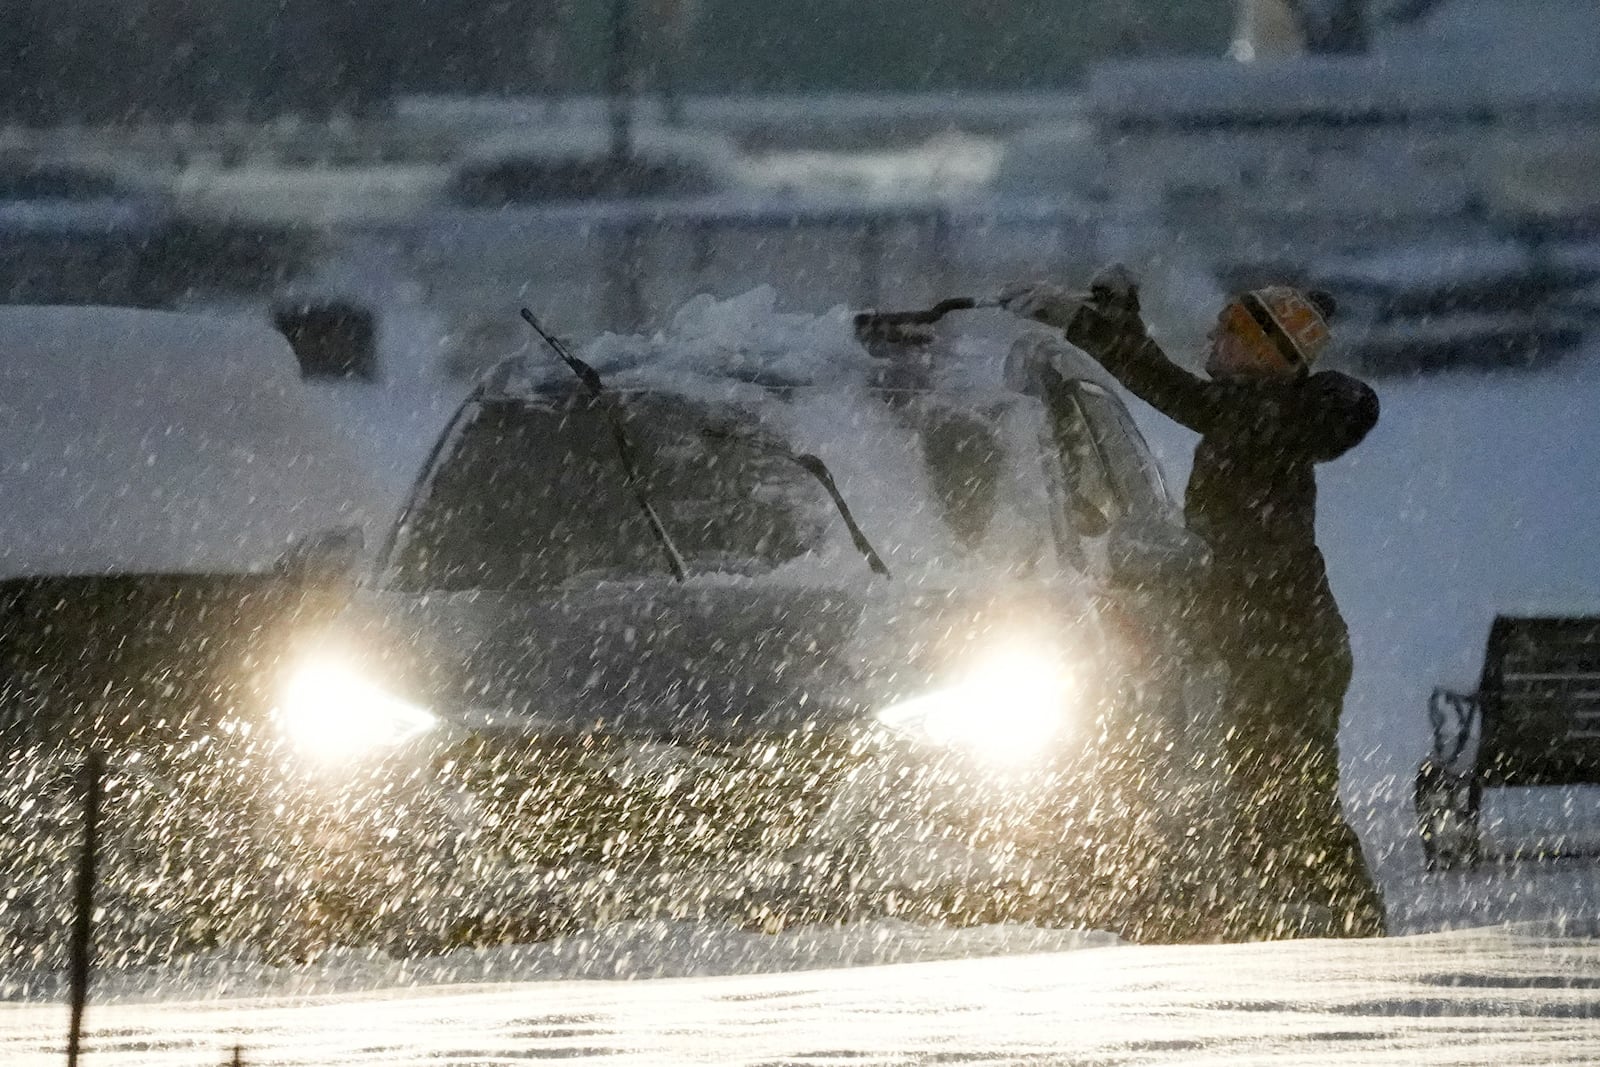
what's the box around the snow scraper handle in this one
[852,296,1002,338]
[520,308,688,582]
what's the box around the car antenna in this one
[703,424,891,580]
[520,308,688,582]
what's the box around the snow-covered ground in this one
[3,924,1599,1065]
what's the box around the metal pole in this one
[606,0,635,162]
[930,209,954,300]
[858,218,885,310]
[66,750,104,1067]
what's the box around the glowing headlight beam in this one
[277,659,436,764]
[877,645,1075,766]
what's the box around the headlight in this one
[277,658,437,764]
[875,643,1076,766]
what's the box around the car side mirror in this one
[1105,517,1210,592]
[275,524,365,585]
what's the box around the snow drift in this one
[0,306,376,576]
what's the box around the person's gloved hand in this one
[1000,265,1146,345]
[998,281,1088,330]
[1075,264,1148,352]
[1086,263,1140,317]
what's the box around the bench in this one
[1415,615,1600,869]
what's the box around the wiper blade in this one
[703,424,890,580]
[520,307,885,583]
[520,308,687,583]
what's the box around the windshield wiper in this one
[520,308,688,582]
[520,307,886,582]
[702,424,890,580]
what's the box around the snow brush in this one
[520,308,688,582]
[852,296,1003,342]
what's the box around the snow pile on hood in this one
[0,306,375,576]
[581,286,878,390]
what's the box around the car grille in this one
[437,726,870,867]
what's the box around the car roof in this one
[476,313,1113,404]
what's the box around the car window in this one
[385,394,818,590]
[916,402,1005,550]
[1039,369,1123,538]
[890,392,1061,575]
[1073,381,1175,521]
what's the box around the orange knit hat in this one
[1220,287,1336,373]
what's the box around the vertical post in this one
[929,209,954,303]
[606,0,635,163]
[858,218,885,310]
[66,750,104,1067]
[657,0,687,126]
[605,218,649,332]
[689,219,714,282]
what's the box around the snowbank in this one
[0,307,375,576]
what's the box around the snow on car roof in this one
[576,286,879,392]
[535,286,1077,398]
[0,306,374,577]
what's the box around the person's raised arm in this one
[1003,269,1229,435]
[1004,270,1378,458]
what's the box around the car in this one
[0,306,374,732]
[0,305,381,967]
[269,299,1224,945]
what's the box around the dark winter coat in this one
[1062,298,1386,936]
[1062,302,1378,683]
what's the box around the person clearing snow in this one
[1002,267,1386,939]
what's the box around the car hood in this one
[315,573,1102,743]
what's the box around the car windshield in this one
[385,386,1060,590]
[387,394,818,588]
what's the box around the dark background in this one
[0,0,1229,124]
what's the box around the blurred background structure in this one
[0,0,1596,395]
[0,0,1227,123]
